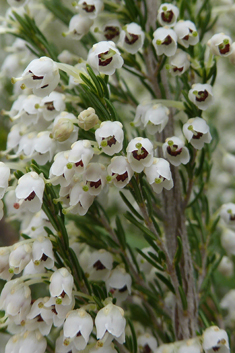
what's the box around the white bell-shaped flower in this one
[65,14,94,40]
[33,131,57,165]
[144,157,173,193]
[137,333,158,353]
[90,343,118,353]
[68,140,94,173]
[221,228,235,255]
[202,326,230,353]
[76,0,103,19]
[222,153,235,175]
[119,23,145,54]
[32,236,55,270]
[143,104,169,134]
[162,136,190,166]
[183,117,212,150]
[103,20,121,43]
[41,92,66,121]
[127,137,154,173]
[0,162,10,199]
[87,249,113,281]
[87,41,124,75]
[14,57,60,97]
[95,121,124,156]
[18,330,47,353]
[26,297,53,336]
[83,163,107,196]
[15,95,42,127]
[49,267,74,306]
[220,203,235,228]
[217,256,234,277]
[107,156,134,188]
[174,20,199,48]
[188,84,214,111]
[78,107,99,131]
[69,183,95,216]
[95,303,126,343]
[9,243,32,274]
[133,101,153,128]
[221,289,235,312]
[15,172,45,213]
[7,124,23,152]
[50,151,75,187]
[44,296,75,327]
[106,266,132,303]
[169,49,190,76]
[207,33,233,57]
[157,3,179,27]
[63,309,93,350]
[17,132,37,158]
[5,334,22,353]
[0,279,31,322]
[152,27,177,57]
[21,210,53,239]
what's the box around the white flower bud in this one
[183,117,212,150]
[95,303,126,343]
[52,118,74,142]
[202,326,230,353]
[127,137,154,173]
[152,27,177,57]
[157,3,179,27]
[188,83,214,111]
[207,33,233,57]
[174,20,199,48]
[87,41,124,75]
[144,157,174,193]
[162,136,190,166]
[78,107,99,130]
[119,23,145,54]
[95,121,124,156]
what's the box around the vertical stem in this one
[143,0,198,339]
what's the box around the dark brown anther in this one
[161,10,174,23]
[41,84,49,89]
[125,33,139,45]
[75,160,84,167]
[115,171,128,182]
[45,101,55,111]
[219,43,230,55]
[167,145,182,156]
[98,51,113,67]
[104,26,120,41]
[25,191,36,201]
[162,35,172,45]
[29,70,44,80]
[82,2,95,12]
[89,179,102,189]
[93,260,106,270]
[102,136,117,147]
[132,147,148,160]
[118,285,127,293]
[195,90,209,102]
[173,66,184,72]
[41,253,48,262]
[192,132,203,140]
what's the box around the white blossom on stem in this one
[83,163,107,196]
[144,157,174,193]
[68,140,94,172]
[174,20,199,48]
[87,41,124,75]
[76,0,103,19]
[49,267,74,306]
[183,117,212,150]
[127,137,154,173]
[103,20,121,43]
[32,236,55,270]
[107,156,133,188]
[106,266,132,304]
[65,14,94,40]
[157,3,179,27]
[168,49,190,76]
[188,83,214,111]
[95,121,124,156]
[119,23,145,54]
[152,27,177,57]
[9,243,32,274]
[202,326,230,353]
[207,33,233,57]
[143,104,169,134]
[137,333,158,353]
[162,136,190,166]
[220,203,235,228]
[87,249,113,281]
